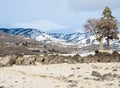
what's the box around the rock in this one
[49,56,65,64]
[112,51,119,56]
[67,83,77,88]
[0,55,17,67]
[112,69,118,71]
[91,71,101,77]
[101,73,113,80]
[15,56,24,65]
[22,56,36,65]
[96,50,120,62]
[0,86,4,88]
[0,56,11,66]
[95,50,99,54]
[15,55,36,65]
[91,71,119,81]
[36,55,45,62]
[72,54,82,63]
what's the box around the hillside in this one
[0,28,120,52]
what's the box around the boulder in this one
[16,55,36,65]
[22,56,36,65]
[112,51,119,56]
[72,54,82,62]
[15,56,24,65]
[0,55,17,67]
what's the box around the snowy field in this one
[0,63,120,88]
[61,51,120,57]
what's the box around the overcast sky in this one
[0,0,120,33]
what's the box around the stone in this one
[22,56,36,65]
[0,55,17,67]
[91,71,101,77]
[0,86,4,88]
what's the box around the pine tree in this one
[102,6,115,20]
[101,6,119,50]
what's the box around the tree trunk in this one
[99,37,104,50]
[107,39,110,50]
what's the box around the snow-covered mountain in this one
[48,33,84,43]
[0,28,88,44]
[0,28,120,49]
[0,28,42,38]
[0,28,74,45]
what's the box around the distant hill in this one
[0,28,120,51]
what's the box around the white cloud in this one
[75,28,85,33]
[68,0,120,12]
[11,20,69,32]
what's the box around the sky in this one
[0,0,120,33]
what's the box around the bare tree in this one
[84,19,105,50]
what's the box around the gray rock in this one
[0,86,4,88]
[22,56,36,65]
[91,71,101,77]
[0,55,17,67]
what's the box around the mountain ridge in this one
[0,28,120,50]
[0,28,92,44]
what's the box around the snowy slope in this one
[35,33,64,42]
[0,28,86,44]
[0,28,42,38]
[49,32,92,43]
[0,28,74,45]
[0,28,120,49]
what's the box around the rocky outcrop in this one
[0,51,120,67]
[0,55,36,67]
[16,55,36,65]
[36,54,79,64]
[0,55,17,67]
[94,51,120,62]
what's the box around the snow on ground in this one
[60,51,120,57]
[60,52,95,57]
[0,63,120,88]
[79,52,95,57]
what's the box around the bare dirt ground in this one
[0,63,120,88]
